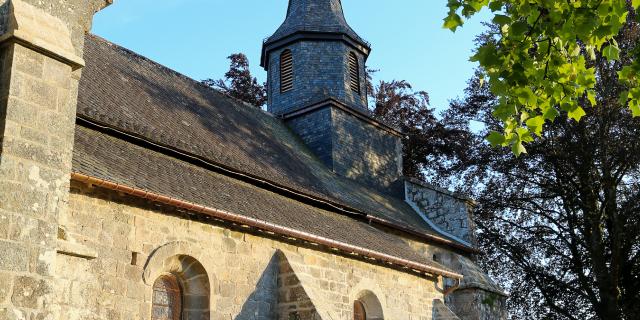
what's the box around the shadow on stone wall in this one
[235,253,279,320]
[432,299,461,320]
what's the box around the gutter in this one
[71,172,463,280]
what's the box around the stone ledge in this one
[0,0,84,69]
[56,240,97,260]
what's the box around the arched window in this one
[144,250,210,320]
[348,52,361,94]
[280,49,294,93]
[354,300,367,320]
[353,290,384,320]
[152,274,182,320]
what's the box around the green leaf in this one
[470,44,499,67]
[633,0,640,9]
[489,1,502,11]
[587,46,596,60]
[569,106,587,121]
[512,141,527,157]
[510,21,529,37]
[443,13,464,31]
[602,44,620,61]
[630,100,640,117]
[619,90,630,106]
[525,116,545,136]
[542,106,560,122]
[587,90,597,106]
[619,66,636,81]
[516,127,534,143]
[560,101,586,122]
[515,87,537,106]
[487,131,506,147]
[493,102,518,121]
[493,14,511,26]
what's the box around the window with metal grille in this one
[152,274,182,320]
[348,52,361,94]
[280,49,294,93]
[354,300,367,320]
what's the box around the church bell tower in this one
[262,0,404,194]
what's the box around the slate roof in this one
[73,34,473,267]
[72,124,452,273]
[264,0,368,47]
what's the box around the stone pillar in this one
[0,0,110,318]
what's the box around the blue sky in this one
[92,0,490,113]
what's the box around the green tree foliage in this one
[203,53,267,107]
[444,0,640,155]
[432,15,640,317]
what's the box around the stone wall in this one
[0,1,8,35]
[405,179,475,246]
[267,41,368,115]
[448,289,507,320]
[54,181,448,319]
[393,221,507,320]
[0,1,109,318]
[277,254,321,320]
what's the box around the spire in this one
[261,0,369,67]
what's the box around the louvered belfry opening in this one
[348,52,360,94]
[280,49,294,93]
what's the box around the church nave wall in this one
[54,181,446,320]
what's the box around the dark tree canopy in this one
[366,73,470,180]
[430,16,640,319]
[203,53,266,107]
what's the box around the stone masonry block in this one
[28,246,56,276]
[0,212,9,239]
[4,96,37,125]
[2,137,66,170]
[42,56,71,89]
[11,276,52,309]
[0,272,13,305]
[9,69,58,109]
[13,44,43,78]
[9,215,56,247]
[0,240,28,272]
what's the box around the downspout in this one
[442,276,461,297]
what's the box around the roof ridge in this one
[86,34,278,120]
[86,34,208,89]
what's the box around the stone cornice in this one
[0,0,85,69]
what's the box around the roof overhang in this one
[71,172,464,280]
[279,98,404,138]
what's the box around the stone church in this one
[0,0,506,319]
